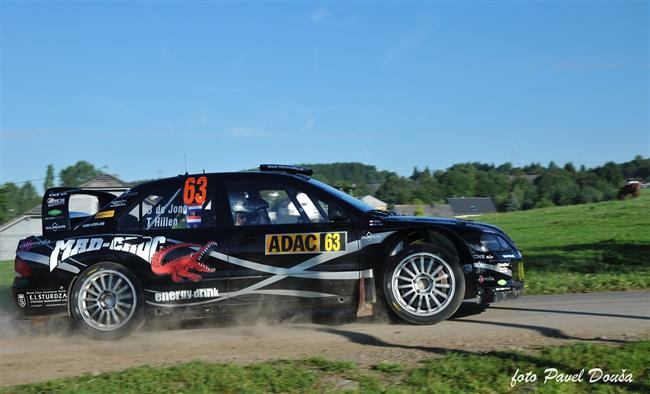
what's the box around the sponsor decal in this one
[49,236,167,271]
[95,210,115,219]
[265,232,347,255]
[360,232,376,240]
[473,253,495,260]
[369,219,383,227]
[25,289,67,308]
[47,209,63,216]
[46,197,66,207]
[502,254,516,259]
[151,242,218,282]
[81,221,105,229]
[18,238,51,251]
[478,275,495,284]
[17,294,26,308]
[109,198,127,207]
[45,222,67,232]
[497,279,508,286]
[154,287,220,302]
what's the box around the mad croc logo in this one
[49,236,166,271]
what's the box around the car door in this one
[116,175,230,309]
[222,173,360,307]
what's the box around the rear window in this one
[118,177,217,231]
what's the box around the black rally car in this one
[13,165,524,338]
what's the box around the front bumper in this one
[476,280,524,304]
[466,257,525,304]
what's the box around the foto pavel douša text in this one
[511,368,633,387]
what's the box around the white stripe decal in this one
[146,231,394,307]
[17,251,80,274]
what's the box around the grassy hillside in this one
[479,191,650,294]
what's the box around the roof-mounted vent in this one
[259,164,313,177]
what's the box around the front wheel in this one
[383,244,465,325]
[70,262,144,339]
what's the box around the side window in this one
[117,177,216,231]
[226,181,344,226]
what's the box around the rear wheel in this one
[70,262,143,339]
[383,244,464,324]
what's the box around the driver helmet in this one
[229,192,269,224]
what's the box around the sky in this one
[1,1,648,188]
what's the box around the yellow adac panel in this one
[95,210,115,219]
[265,232,347,255]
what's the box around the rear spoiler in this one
[42,187,117,235]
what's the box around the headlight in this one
[468,233,512,253]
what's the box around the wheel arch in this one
[65,255,147,316]
[380,226,475,299]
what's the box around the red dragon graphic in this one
[150,241,218,282]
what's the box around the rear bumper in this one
[12,277,69,319]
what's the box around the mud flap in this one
[356,276,376,317]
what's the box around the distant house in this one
[447,197,497,217]
[393,204,454,218]
[0,174,130,261]
[360,195,388,211]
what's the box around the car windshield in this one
[308,179,374,213]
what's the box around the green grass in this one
[479,191,650,295]
[2,341,648,393]
[0,260,14,312]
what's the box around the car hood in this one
[380,214,505,234]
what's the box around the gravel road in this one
[1,291,648,386]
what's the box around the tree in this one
[564,162,576,173]
[59,161,100,187]
[535,169,579,206]
[0,183,20,222]
[505,192,521,212]
[436,167,476,197]
[19,182,40,212]
[375,176,414,204]
[44,164,55,190]
[510,179,537,210]
[594,161,623,187]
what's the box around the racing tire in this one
[70,262,144,339]
[383,244,465,325]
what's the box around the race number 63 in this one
[183,176,208,205]
[324,232,341,251]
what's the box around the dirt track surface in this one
[1,291,649,386]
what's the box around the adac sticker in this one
[265,232,347,255]
[95,210,115,219]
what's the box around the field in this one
[479,191,650,294]
[2,341,647,393]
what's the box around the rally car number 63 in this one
[13,165,524,339]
